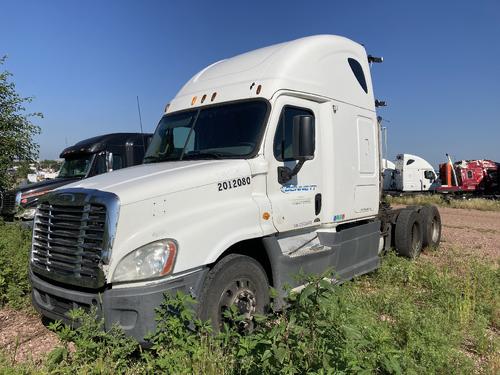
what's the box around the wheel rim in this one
[431,217,439,243]
[218,278,257,332]
[411,222,422,255]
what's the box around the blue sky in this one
[1,0,499,167]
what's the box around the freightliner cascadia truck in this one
[29,35,442,342]
[383,153,439,193]
[2,133,151,221]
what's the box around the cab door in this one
[265,96,323,233]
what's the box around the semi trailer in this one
[1,133,152,221]
[29,35,442,342]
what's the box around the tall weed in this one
[42,253,498,374]
[0,219,497,374]
[0,221,32,309]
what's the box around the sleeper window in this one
[112,154,123,170]
[348,58,368,94]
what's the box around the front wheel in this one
[198,254,270,332]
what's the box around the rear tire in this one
[198,254,270,333]
[395,209,423,258]
[420,205,441,248]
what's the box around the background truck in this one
[1,133,151,221]
[383,153,439,193]
[437,155,499,197]
[29,35,442,342]
[382,159,396,191]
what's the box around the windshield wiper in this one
[143,155,177,163]
[182,151,228,160]
[143,155,161,163]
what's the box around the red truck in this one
[437,155,499,196]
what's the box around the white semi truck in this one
[382,159,396,191]
[29,35,442,342]
[384,153,439,193]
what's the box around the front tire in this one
[198,254,270,332]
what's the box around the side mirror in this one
[106,152,114,172]
[292,115,315,160]
[278,115,315,184]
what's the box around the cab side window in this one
[94,154,107,175]
[273,106,314,161]
[112,154,123,170]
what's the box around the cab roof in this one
[60,133,152,158]
[169,35,376,113]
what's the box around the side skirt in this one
[263,220,380,309]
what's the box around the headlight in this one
[17,208,36,220]
[112,239,177,283]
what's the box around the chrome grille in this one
[31,202,107,288]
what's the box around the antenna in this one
[136,96,146,153]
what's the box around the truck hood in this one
[62,160,252,205]
[16,177,80,195]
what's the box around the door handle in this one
[315,193,322,215]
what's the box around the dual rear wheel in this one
[395,205,441,258]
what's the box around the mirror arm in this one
[278,159,306,184]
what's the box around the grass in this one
[0,222,498,374]
[385,194,500,212]
[0,220,32,309]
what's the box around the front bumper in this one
[30,268,208,344]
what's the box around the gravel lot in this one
[1,206,499,364]
[437,206,500,262]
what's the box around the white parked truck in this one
[385,153,439,192]
[382,158,396,191]
[29,35,442,342]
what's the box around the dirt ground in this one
[0,308,60,364]
[437,206,500,262]
[1,206,499,365]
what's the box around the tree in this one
[39,159,62,171]
[0,56,42,190]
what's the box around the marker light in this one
[191,96,197,105]
[211,92,217,102]
[256,85,262,94]
[201,94,207,103]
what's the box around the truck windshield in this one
[58,154,94,178]
[144,100,268,163]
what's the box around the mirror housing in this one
[278,115,315,184]
[292,115,315,160]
